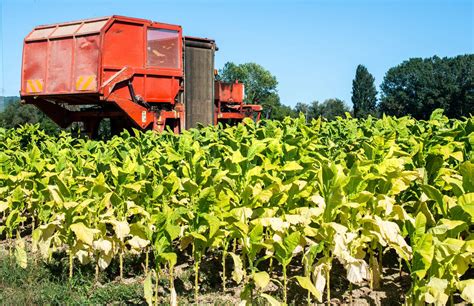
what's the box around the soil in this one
[1,237,470,305]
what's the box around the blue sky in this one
[0,0,472,108]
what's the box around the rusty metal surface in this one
[22,33,101,96]
[215,82,244,103]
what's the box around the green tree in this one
[0,98,59,133]
[379,55,474,119]
[218,62,278,104]
[294,102,310,119]
[293,99,349,121]
[318,98,350,120]
[218,62,294,120]
[261,93,296,120]
[308,101,322,119]
[351,65,377,118]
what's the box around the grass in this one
[0,255,145,305]
[0,246,416,305]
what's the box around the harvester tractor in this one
[20,16,262,137]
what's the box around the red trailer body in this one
[20,15,261,136]
[214,82,262,124]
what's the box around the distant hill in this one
[0,96,20,112]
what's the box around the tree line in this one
[1,54,472,131]
[218,54,473,120]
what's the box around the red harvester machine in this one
[20,15,262,137]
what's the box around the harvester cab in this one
[20,15,261,137]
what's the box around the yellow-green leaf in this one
[229,252,244,284]
[70,223,97,246]
[254,271,270,289]
[144,272,153,306]
[14,238,27,269]
[295,276,321,301]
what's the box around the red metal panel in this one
[215,82,244,103]
[144,76,180,102]
[21,41,47,95]
[73,35,100,92]
[102,22,144,68]
[46,39,73,93]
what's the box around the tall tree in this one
[351,65,377,118]
[379,55,473,119]
[218,62,278,105]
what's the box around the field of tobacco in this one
[0,110,473,305]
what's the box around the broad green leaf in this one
[144,272,153,306]
[229,252,244,284]
[166,223,181,241]
[111,220,130,241]
[204,214,220,238]
[412,233,434,279]
[128,235,150,250]
[98,250,114,270]
[421,185,446,215]
[190,232,207,243]
[0,201,8,213]
[47,185,63,204]
[295,276,321,301]
[457,279,474,304]
[429,219,467,237]
[260,293,282,306]
[312,262,327,303]
[70,223,98,246]
[161,252,177,267]
[254,271,270,289]
[460,162,474,192]
[93,238,113,253]
[282,161,303,172]
[424,277,448,306]
[458,193,474,219]
[14,238,27,269]
[346,259,370,284]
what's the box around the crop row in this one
[0,110,473,305]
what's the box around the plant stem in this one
[399,257,402,279]
[378,244,383,279]
[169,263,176,306]
[145,249,149,274]
[119,251,124,280]
[95,257,99,283]
[222,247,227,293]
[194,260,200,303]
[283,264,288,305]
[269,256,273,276]
[69,249,74,279]
[247,255,255,304]
[8,233,12,259]
[155,267,160,306]
[411,275,417,306]
[326,258,332,306]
